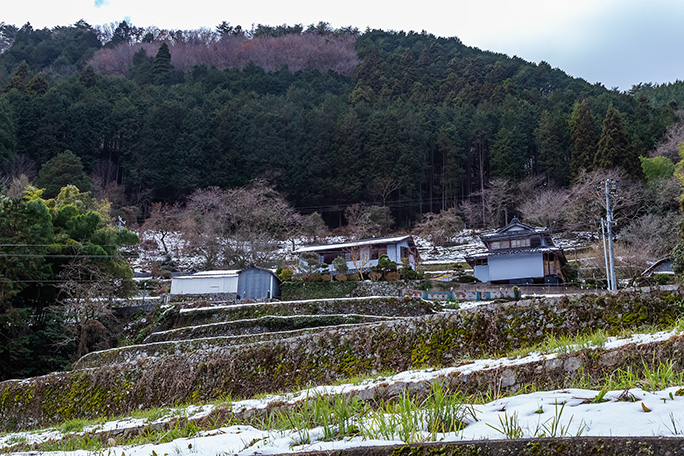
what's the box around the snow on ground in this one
[4,328,683,456]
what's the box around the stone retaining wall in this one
[1,288,681,432]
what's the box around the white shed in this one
[170,270,239,295]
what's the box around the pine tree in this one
[569,100,597,177]
[34,150,93,198]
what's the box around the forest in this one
[1,20,683,227]
[3,19,684,381]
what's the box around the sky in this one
[2,0,684,91]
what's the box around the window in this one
[511,238,530,248]
[370,245,388,260]
[491,240,510,250]
[322,252,340,264]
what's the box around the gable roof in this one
[480,216,548,241]
[296,235,415,253]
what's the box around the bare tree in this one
[414,207,464,245]
[344,204,393,239]
[460,177,515,229]
[55,257,116,358]
[517,187,570,230]
[182,181,300,269]
[619,212,682,259]
[565,169,644,232]
[369,176,401,206]
[300,212,329,244]
[651,111,684,162]
[141,201,183,254]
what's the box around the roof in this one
[296,235,415,253]
[173,270,240,280]
[480,216,549,241]
[466,246,566,261]
[193,270,240,276]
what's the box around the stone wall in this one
[1,288,682,431]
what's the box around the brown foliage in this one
[89,34,358,76]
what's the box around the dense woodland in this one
[3,19,684,381]
[1,20,684,225]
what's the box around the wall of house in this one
[170,276,239,295]
[473,265,489,282]
[489,252,543,281]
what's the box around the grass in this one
[6,314,684,454]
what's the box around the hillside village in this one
[4,18,684,456]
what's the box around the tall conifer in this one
[595,105,640,178]
[569,99,597,177]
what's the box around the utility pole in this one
[604,180,618,291]
[601,218,611,290]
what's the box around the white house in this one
[465,217,566,285]
[296,235,419,273]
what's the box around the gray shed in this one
[237,267,281,301]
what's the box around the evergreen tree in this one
[34,150,93,198]
[595,105,640,178]
[490,126,527,180]
[152,43,172,75]
[0,97,16,170]
[3,61,30,93]
[569,100,597,178]
[535,110,570,185]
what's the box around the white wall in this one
[473,265,489,282]
[170,275,238,295]
[488,253,543,281]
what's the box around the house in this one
[465,217,566,285]
[170,267,280,300]
[296,235,419,274]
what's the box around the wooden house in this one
[296,235,419,273]
[465,217,566,285]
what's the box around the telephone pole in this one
[604,180,618,291]
[601,218,611,290]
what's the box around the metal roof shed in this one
[170,270,239,295]
[237,267,281,301]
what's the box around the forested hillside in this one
[0,20,681,226]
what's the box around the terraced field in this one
[3,288,684,456]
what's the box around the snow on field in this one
[4,329,684,456]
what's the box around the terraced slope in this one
[1,289,683,432]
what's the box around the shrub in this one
[347,273,361,281]
[304,272,323,282]
[278,269,294,281]
[332,256,349,274]
[369,271,383,282]
[385,271,401,282]
[377,254,397,273]
[334,273,348,282]
[401,268,418,280]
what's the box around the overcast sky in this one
[3,0,684,91]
